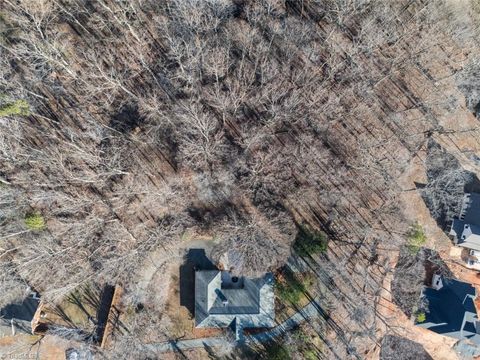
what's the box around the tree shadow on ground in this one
[380,335,432,360]
[46,284,124,345]
[94,284,115,343]
[109,103,145,133]
[180,249,217,316]
[420,139,480,231]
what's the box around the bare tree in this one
[211,206,295,276]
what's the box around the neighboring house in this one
[0,292,40,337]
[195,270,275,341]
[450,193,480,269]
[417,274,480,344]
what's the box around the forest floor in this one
[116,96,480,356]
[0,333,74,359]
[1,1,480,359]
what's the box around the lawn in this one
[275,269,317,322]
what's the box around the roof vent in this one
[222,299,229,307]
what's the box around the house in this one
[195,270,275,341]
[450,193,480,269]
[0,292,40,337]
[417,274,480,344]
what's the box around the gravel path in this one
[134,248,179,302]
[144,296,322,353]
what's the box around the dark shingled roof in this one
[209,279,262,315]
[0,295,39,322]
[450,193,480,250]
[194,270,275,331]
[450,218,465,240]
[460,193,480,225]
[418,277,479,342]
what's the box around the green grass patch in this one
[24,212,46,231]
[276,270,310,306]
[262,343,291,360]
[304,350,317,360]
[407,223,426,254]
[276,274,304,305]
[0,99,30,117]
[293,225,328,256]
[294,330,316,357]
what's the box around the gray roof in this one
[210,286,260,314]
[450,218,465,240]
[195,270,275,333]
[460,193,480,224]
[450,193,480,250]
[0,295,39,322]
[418,276,480,343]
[451,221,480,251]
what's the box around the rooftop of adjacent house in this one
[460,193,480,225]
[0,293,40,337]
[451,220,480,251]
[450,193,480,250]
[419,276,480,343]
[195,270,275,329]
[0,294,39,322]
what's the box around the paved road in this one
[145,297,322,353]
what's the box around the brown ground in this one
[0,334,74,360]
[275,271,317,323]
[1,1,479,358]
[160,348,212,360]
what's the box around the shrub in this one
[276,271,308,305]
[407,223,427,254]
[292,328,319,359]
[415,311,426,323]
[293,225,328,256]
[24,212,46,231]
[263,343,290,360]
[0,99,30,117]
[304,350,317,360]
